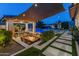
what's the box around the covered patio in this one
[4,17,41,44]
[5,18,36,35]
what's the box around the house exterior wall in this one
[75,10,79,29]
[8,22,14,31]
[70,4,79,29]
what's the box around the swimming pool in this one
[36,28,65,33]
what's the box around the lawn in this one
[16,47,41,56]
[72,36,77,56]
[71,27,78,56]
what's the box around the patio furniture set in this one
[14,32,41,44]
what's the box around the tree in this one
[61,22,69,29]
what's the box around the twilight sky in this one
[0,3,32,18]
[42,3,72,24]
[0,3,72,24]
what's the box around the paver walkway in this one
[43,31,72,56]
[43,47,72,56]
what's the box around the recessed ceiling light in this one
[35,4,38,7]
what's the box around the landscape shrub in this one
[41,30,55,42]
[0,29,12,47]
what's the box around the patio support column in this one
[6,22,9,30]
[75,19,78,29]
[59,23,61,29]
[25,23,28,32]
[32,22,36,33]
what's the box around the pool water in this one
[36,28,65,33]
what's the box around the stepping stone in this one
[61,35,72,37]
[56,39,72,45]
[43,47,72,56]
[59,36,72,40]
[51,41,63,48]
[61,34,72,38]
[51,42,72,52]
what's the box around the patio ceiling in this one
[20,3,65,21]
[4,3,65,22]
